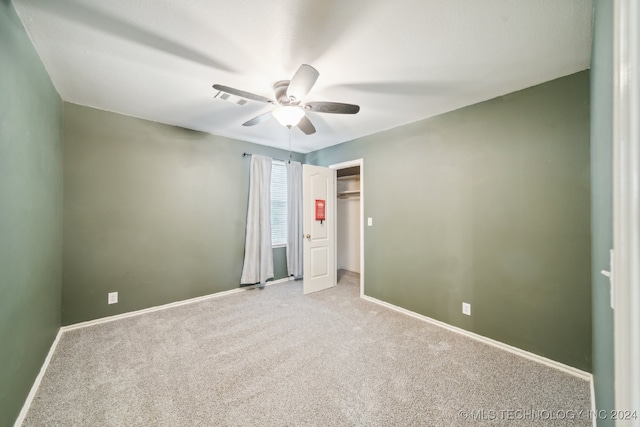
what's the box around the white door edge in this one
[613,0,640,421]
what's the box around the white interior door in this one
[303,164,336,294]
[613,0,640,416]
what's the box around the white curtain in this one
[240,155,274,286]
[286,161,303,277]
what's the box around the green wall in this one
[0,1,599,421]
[590,0,615,422]
[0,2,63,426]
[307,71,592,371]
[62,103,302,325]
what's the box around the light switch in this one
[367,217,373,226]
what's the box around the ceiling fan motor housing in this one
[213,64,359,136]
[273,80,291,105]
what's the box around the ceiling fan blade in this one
[305,101,360,114]
[213,84,274,104]
[286,64,319,103]
[297,115,316,135]
[242,111,273,126]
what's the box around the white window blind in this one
[271,161,287,246]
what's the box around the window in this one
[270,161,287,246]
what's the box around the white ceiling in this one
[14,0,593,153]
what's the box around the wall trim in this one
[14,277,294,426]
[14,329,64,427]
[590,377,597,427]
[361,294,593,382]
[16,278,591,425]
[63,277,294,331]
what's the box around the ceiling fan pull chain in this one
[288,129,292,163]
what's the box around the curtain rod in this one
[242,152,289,163]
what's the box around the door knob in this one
[305,234,311,240]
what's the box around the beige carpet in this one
[23,271,592,426]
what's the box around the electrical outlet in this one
[462,302,471,316]
[108,292,118,305]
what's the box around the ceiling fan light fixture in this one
[272,105,305,127]
[215,64,358,136]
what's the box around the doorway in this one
[330,159,364,297]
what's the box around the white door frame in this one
[613,0,640,421]
[330,159,364,297]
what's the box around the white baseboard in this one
[361,295,593,382]
[590,377,597,427]
[14,278,294,426]
[63,277,293,332]
[14,329,63,427]
[17,279,592,425]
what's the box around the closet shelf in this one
[338,190,360,198]
[337,175,360,181]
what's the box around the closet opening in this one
[330,159,364,297]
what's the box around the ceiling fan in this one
[213,64,360,135]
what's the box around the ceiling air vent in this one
[214,90,248,106]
